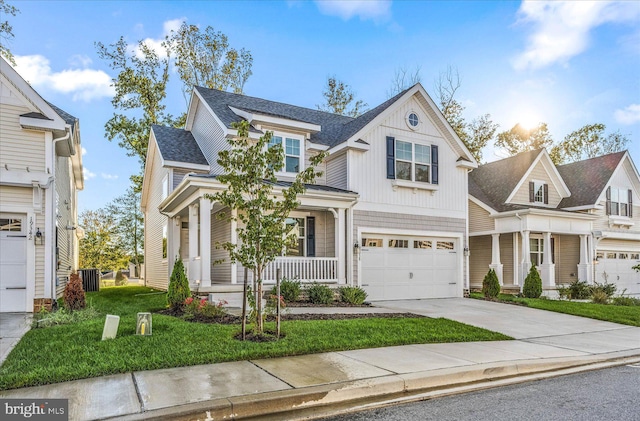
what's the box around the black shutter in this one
[529,182,535,202]
[543,184,549,204]
[431,145,439,185]
[629,189,633,218]
[386,136,395,179]
[306,217,315,257]
[606,187,611,215]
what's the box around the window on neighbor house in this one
[530,237,554,265]
[162,224,167,259]
[607,187,632,217]
[284,217,305,256]
[269,135,301,173]
[395,140,431,183]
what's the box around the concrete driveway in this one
[0,313,31,365]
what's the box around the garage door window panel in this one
[389,239,408,248]
[414,240,432,249]
[437,241,455,250]
[362,238,383,247]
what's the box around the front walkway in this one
[0,313,31,365]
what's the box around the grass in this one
[1,286,510,390]
[470,293,640,327]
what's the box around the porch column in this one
[489,233,503,285]
[199,197,211,287]
[513,233,519,286]
[521,230,531,286]
[540,232,555,287]
[169,216,181,275]
[336,208,346,284]
[577,234,590,283]
[188,204,200,284]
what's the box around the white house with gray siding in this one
[0,57,84,312]
[141,83,477,301]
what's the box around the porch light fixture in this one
[464,247,470,257]
[35,227,43,245]
[353,242,360,254]
[136,312,152,336]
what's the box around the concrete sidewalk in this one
[1,300,639,421]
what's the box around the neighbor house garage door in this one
[596,251,640,297]
[360,234,460,301]
[0,214,28,312]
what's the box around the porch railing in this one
[263,257,338,283]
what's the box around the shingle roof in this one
[46,101,77,127]
[190,174,358,195]
[469,149,543,212]
[557,151,626,208]
[152,125,209,166]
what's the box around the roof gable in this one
[505,148,570,206]
[152,125,209,168]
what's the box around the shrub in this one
[307,283,334,305]
[611,296,640,306]
[591,289,609,304]
[522,265,542,298]
[167,257,190,310]
[184,297,227,318]
[592,281,616,298]
[567,279,591,300]
[32,305,99,328]
[557,285,571,300]
[270,278,301,303]
[114,270,128,286]
[482,269,500,298]
[339,286,368,305]
[63,273,86,311]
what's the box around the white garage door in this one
[360,234,460,301]
[0,214,28,312]
[596,251,640,297]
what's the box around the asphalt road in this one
[320,364,640,421]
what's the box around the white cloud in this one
[69,54,93,68]
[81,147,87,156]
[83,167,96,180]
[513,1,640,70]
[14,55,114,102]
[101,173,119,180]
[614,104,640,125]
[135,18,186,59]
[314,0,391,22]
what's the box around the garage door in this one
[0,214,28,312]
[596,251,640,297]
[360,234,460,301]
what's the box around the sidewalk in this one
[1,302,639,421]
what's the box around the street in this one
[320,364,640,421]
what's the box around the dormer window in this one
[606,187,633,217]
[268,133,302,173]
[529,181,548,204]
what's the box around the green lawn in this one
[1,286,510,391]
[470,293,640,327]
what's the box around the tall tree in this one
[495,122,554,157]
[79,209,128,273]
[387,65,421,98]
[167,22,253,102]
[317,76,368,117]
[550,123,630,165]
[0,0,18,65]
[435,66,498,162]
[107,187,144,277]
[207,120,326,336]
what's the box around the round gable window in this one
[407,112,419,130]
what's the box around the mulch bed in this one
[286,301,371,308]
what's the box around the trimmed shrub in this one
[522,265,542,298]
[63,273,86,311]
[339,286,368,305]
[167,257,190,310]
[114,270,128,286]
[567,279,591,300]
[307,283,334,305]
[591,289,609,304]
[482,269,500,298]
[270,278,301,303]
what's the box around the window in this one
[619,253,629,259]
[395,141,431,183]
[414,240,432,249]
[529,181,548,204]
[162,225,167,259]
[407,112,419,129]
[362,238,383,247]
[530,237,554,265]
[631,253,640,260]
[0,217,22,232]
[284,217,305,256]
[607,187,632,217]
[269,135,301,173]
[606,252,616,259]
[162,175,169,200]
[388,239,409,248]
[437,241,455,250]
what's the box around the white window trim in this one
[394,140,432,184]
[609,187,630,217]
[269,131,305,175]
[162,174,169,201]
[284,216,306,257]
[405,110,420,130]
[162,223,168,262]
[532,180,545,204]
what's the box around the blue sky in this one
[7,1,640,212]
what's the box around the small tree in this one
[63,273,86,311]
[482,268,500,298]
[208,120,326,336]
[523,265,543,298]
[167,257,190,310]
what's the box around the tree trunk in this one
[242,267,248,340]
[256,264,263,334]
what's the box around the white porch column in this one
[199,197,211,287]
[336,208,346,284]
[489,233,503,286]
[521,230,531,286]
[188,204,200,284]
[540,232,555,287]
[513,233,519,286]
[169,216,181,275]
[577,234,590,283]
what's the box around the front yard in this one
[0,286,510,390]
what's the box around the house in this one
[468,148,640,297]
[141,83,477,301]
[0,57,84,312]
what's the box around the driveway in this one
[0,313,31,365]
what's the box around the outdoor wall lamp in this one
[35,227,44,245]
[353,242,360,254]
[463,247,470,257]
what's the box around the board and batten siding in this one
[144,143,169,289]
[500,234,514,285]
[510,161,562,207]
[326,152,348,190]
[191,100,225,175]
[555,235,580,284]
[469,235,491,287]
[0,103,46,172]
[469,200,494,232]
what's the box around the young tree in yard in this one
[0,0,19,64]
[107,187,144,277]
[79,209,128,273]
[207,120,326,336]
[495,122,554,157]
[317,76,368,117]
[549,123,630,165]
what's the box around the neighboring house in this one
[0,57,84,312]
[141,83,477,301]
[469,148,640,296]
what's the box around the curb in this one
[110,350,640,421]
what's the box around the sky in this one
[5,0,640,212]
